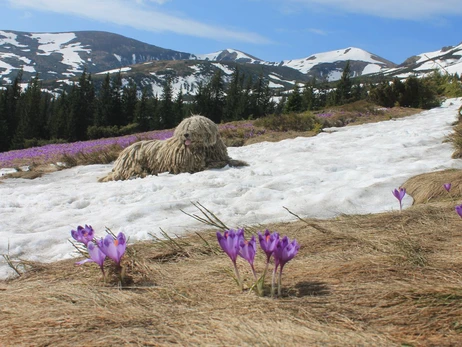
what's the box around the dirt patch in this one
[1,164,63,180]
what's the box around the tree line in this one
[0,62,460,153]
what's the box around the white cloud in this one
[6,0,273,44]
[286,0,462,20]
[307,28,327,36]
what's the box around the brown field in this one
[2,106,462,346]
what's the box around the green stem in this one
[271,266,277,298]
[251,264,257,281]
[233,261,242,290]
[278,266,283,297]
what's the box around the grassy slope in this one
[2,105,462,346]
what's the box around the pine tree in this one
[208,69,225,123]
[134,88,150,132]
[48,91,70,140]
[0,89,9,151]
[94,73,113,126]
[79,70,96,135]
[336,61,352,105]
[224,66,244,121]
[250,75,272,118]
[122,79,138,125]
[285,83,303,113]
[160,77,175,129]
[112,71,124,126]
[5,69,23,148]
[302,80,315,111]
[15,74,43,145]
[174,87,184,124]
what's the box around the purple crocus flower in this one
[98,232,127,265]
[239,235,257,279]
[239,235,257,265]
[392,187,406,211]
[273,236,300,272]
[216,229,244,264]
[76,241,106,275]
[455,205,462,218]
[217,228,245,289]
[444,183,452,192]
[258,229,280,262]
[272,236,300,297]
[71,224,95,246]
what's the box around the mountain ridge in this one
[1,30,461,97]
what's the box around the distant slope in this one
[382,42,462,78]
[0,30,194,82]
[274,47,397,81]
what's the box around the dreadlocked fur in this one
[99,115,247,182]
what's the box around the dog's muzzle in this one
[184,133,191,146]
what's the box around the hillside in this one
[1,30,461,98]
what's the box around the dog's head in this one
[174,115,219,148]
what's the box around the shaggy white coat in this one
[99,115,247,182]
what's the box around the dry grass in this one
[1,196,462,346]
[403,169,462,205]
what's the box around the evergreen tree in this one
[5,69,23,147]
[0,89,8,151]
[250,75,272,118]
[122,79,138,124]
[160,77,175,128]
[284,83,303,113]
[402,76,420,108]
[336,61,352,105]
[208,69,225,123]
[391,77,405,106]
[174,87,185,124]
[351,81,366,102]
[112,70,124,126]
[94,73,113,126]
[66,84,81,141]
[66,71,96,141]
[193,81,210,116]
[240,76,253,118]
[149,95,160,130]
[14,74,43,146]
[224,66,244,121]
[134,87,150,132]
[48,91,70,140]
[275,96,286,115]
[302,81,315,111]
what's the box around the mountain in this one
[194,48,263,64]
[276,47,397,81]
[1,30,461,98]
[381,42,462,79]
[0,30,194,82]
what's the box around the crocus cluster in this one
[71,225,127,280]
[217,228,300,297]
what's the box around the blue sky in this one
[1,0,461,64]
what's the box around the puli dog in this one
[99,115,248,182]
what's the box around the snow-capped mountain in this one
[276,47,397,81]
[1,30,461,98]
[193,49,263,64]
[382,42,462,79]
[0,30,193,83]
